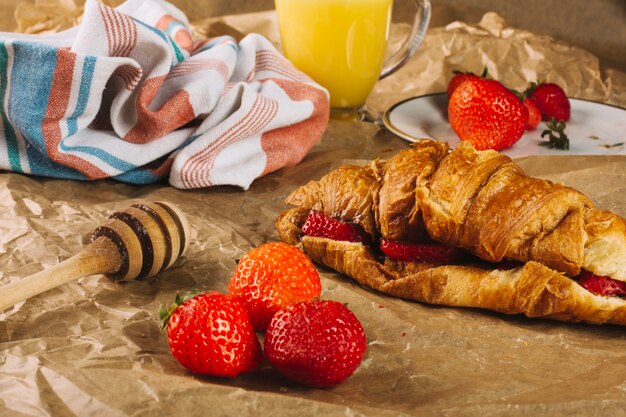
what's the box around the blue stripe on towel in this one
[134,18,184,64]
[9,42,55,154]
[67,55,96,136]
[0,42,21,172]
[9,42,85,179]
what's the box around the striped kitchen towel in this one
[0,0,329,189]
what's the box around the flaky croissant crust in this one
[277,140,626,326]
[285,140,626,281]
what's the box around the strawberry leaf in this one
[510,89,525,101]
[540,117,570,150]
[523,81,539,98]
[159,290,201,330]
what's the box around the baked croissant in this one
[276,140,626,325]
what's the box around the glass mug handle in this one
[379,0,431,80]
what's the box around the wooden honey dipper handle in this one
[0,201,190,312]
[0,237,122,312]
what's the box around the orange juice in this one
[275,0,393,109]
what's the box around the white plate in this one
[382,93,626,158]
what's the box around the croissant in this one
[276,140,626,325]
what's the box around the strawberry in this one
[526,82,570,122]
[301,210,369,243]
[448,78,528,151]
[522,97,541,130]
[264,300,366,387]
[380,239,462,264]
[577,271,626,296]
[160,291,262,377]
[447,67,488,97]
[229,242,321,331]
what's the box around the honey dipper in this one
[0,201,190,312]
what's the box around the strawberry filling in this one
[301,211,625,298]
[302,211,460,264]
[380,239,462,264]
[302,210,369,243]
[577,271,626,297]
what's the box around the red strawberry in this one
[264,300,366,387]
[447,67,488,97]
[522,97,541,130]
[380,239,462,264]
[229,242,321,331]
[302,210,368,243]
[160,291,262,377]
[448,78,528,151]
[526,82,570,122]
[577,271,626,296]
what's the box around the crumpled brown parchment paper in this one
[1,3,625,417]
[367,12,626,113]
[9,0,123,34]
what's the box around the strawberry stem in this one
[510,89,525,101]
[540,118,570,150]
[159,290,200,330]
[523,81,539,97]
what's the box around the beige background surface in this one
[131,0,626,73]
[178,0,626,74]
[1,0,624,72]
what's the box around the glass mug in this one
[275,0,431,116]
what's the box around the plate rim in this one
[382,93,626,143]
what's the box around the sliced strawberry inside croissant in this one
[577,271,626,296]
[276,140,626,325]
[302,210,370,243]
[379,239,462,264]
[300,210,461,263]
